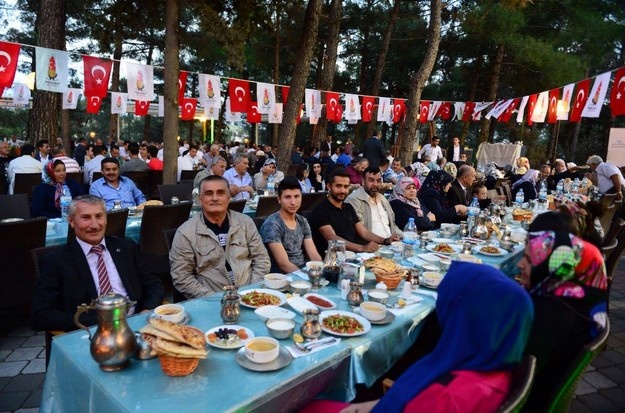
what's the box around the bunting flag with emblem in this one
[198,74,221,110]
[393,99,405,123]
[558,83,575,120]
[203,104,219,120]
[268,103,283,124]
[531,92,549,123]
[377,97,391,122]
[419,101,430,123]
[83,56,112,98]
[547,89,560,123]
[485,100,509,119]
[361,96,374,122]
[582,71,611,118]
[461,102,475,121]
[36,47,69,93]
[471,102,493,121]
[180,97,197,120]
[498,98,519,123]
[178,70,188,104]
[569,79,590,122]
[428,101,442,121]
[247,101,261,123]
[86,95,103,114]
[344,94,361,121]
[225,98,243,122]
[437,101,451,120]
[453,102,465,121]
[525,94,538,125]
[158,96,164,117]
[325,92,340,122]
[126,62,155,101]
[110,92,128,114]
[12,83,30,105]
[305,89,322,119]
[256,82,276,114]
[62,88,81,110]
[134,100,150,116]
[228,79,250,112]
[610,67,625,117]
[282,86,290,104]
[0,41,21,94]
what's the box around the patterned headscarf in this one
[390,177,424,217]
[45,160,65,210]
[511,168,539,189]
[420,170,454,193]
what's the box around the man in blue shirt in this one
[89,157,146,210]
[223,153,254,200]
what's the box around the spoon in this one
[294,337,337,352]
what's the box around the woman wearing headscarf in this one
[556,198,605,248]
[418,170,467,225]
[518,213,608,411]
[301,262,534,413]
[511,168,539,202]
[31,159,85,218]
[390,177,435,231]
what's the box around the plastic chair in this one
[162,228,186,303]
[298,192,327,213]
[228,199,247,213]
[13,172,42,200]
[545,319,610,413]
[180,169,200,182]
[0,217,47,310]
[67,209,129,244]
[254,195,280,219]
[0,193,32,220]
[158,182,193,204]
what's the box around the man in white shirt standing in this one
[586,155,624,201]
[7,143,44,194]
[417,136,443,161]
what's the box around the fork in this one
[293,337,337,352]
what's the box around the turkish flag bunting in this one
[86,95,103,114]
[437,102,451,120]
[134,100,150,116]
[462,102,475,121]
[180,98,197,120]
[361,96,374,122]
[282,86,290,104]
[569,79,590,122]
[334,104,344,123]
[0,41,20,94]
[525,94,538,126]
[393,99,405,123]
[610,67,625,117]
[419,101,430,123]
[498,98,519,123]
[178,71,188,104]
[547,89,560,124]
[247,101,261,123]
[228,79,250,112]
[325,92,340,122]
[83,56,112,98]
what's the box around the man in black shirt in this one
[309,168,389,256]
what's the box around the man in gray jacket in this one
[169,175,270,299]
[345,166,402,240]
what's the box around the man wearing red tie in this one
[30,195,164,332]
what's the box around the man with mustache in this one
[169,175,270,299]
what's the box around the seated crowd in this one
[16,134,621,412]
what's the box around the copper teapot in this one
[74,293,136,371]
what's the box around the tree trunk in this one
[398,0,442,166]
[479,43,505,143]
[28,0,66,144]
[312,0,343,149]
[272,1,281,147]
[163,0,180,184]
[277,0,323,171]
[365,0,401,140]
[460,48,482,146]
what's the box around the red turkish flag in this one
[83,56,112,98]
[178,71,188,104]
[282,86,290,104]
[498,98,519,123]
[547,89,560,124]
[180,98,197,120]
[134,100,150,116]
[525,94,538,125]
[361,96,374,122]
[0,41,20,94]
[570,79,590,122]
[419,101,431,123]
[437,102,451,120]
[247,101,261,123]
[462,102,475,121]
[393,99,405,123]
[325,92,340,122]
[228,79,250,112]
[85,95,103,114]
[610,67,625,116]
[334,103,343,123]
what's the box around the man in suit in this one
[446,136,465,166]
[363,130,386,168]
[30,195,164,332]
[447,164,476,207]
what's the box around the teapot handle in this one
[74,303,93,340]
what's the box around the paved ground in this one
[1,258,625,413]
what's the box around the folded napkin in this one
[388,295,423,316]
[414,288,438,300]
[286,337,341,358]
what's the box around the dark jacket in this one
[446,180,470,207]
[31,179,85,218]
[418,188,462,225]
[30,237,165,332]
[445,145,465,162]
[363,137,386,168]
[390,199,435,231]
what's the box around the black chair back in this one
[65,172,83,188]
[67,209,129,243]
[254,195,280,219]
[13,172,42,200]
[162,228,186,303]
[158,182,193,204]
[228,199,247,213]
[148,170,163,200]
[180,169,200,181]
[0,193,32,220]
[299,192,327,213]
[124,170,151,196]
[497,355,537,413]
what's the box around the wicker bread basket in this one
[374,272,405,289]
[157,355,200,377]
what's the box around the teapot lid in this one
[95,292,130,309]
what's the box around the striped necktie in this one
[90,244,112,295]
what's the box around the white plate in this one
[287,296,317,314]
[432,238,455,244]
[205,325,254,349]
[426,243,463,255]
[475,245,508,257]
[254,305,296,322]
[235,346,292,372]
[239,289,287,309]
[303,293,337,310]
[319,310,371,337]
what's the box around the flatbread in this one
[136,200,163,210]
[151,337,208,359]
[148,318,207,349]
[139,325,178,342]
[364,257,397,274]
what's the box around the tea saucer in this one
[146,311,191,325]
[235,346,293,372]
[369,311,395,325]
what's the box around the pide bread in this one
[136,200,163,210]
[150,337,208,359]
[364,257,398,274]
[139,324,179,342]
[147,318,206,350]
